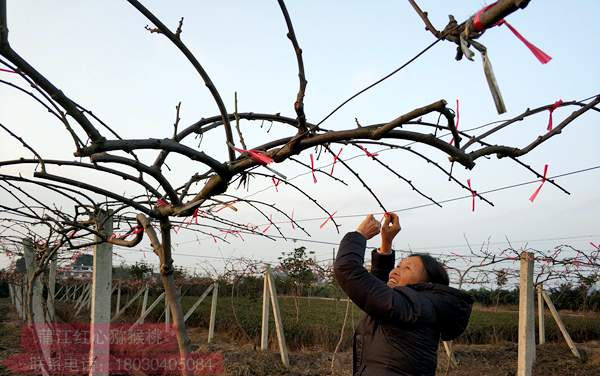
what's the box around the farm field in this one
[100,294,600,350]
[0,298,600,376]
[3,294,599,375]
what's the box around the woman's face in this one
[387,256,428,288]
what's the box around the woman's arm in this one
[333,231,424,322]
[370,248,395,283]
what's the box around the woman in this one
[334,213,473,376]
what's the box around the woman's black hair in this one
[409,253,450,286]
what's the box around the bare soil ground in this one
[187,327,600,376]
[1,299,599,375]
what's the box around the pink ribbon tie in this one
[310,154,317,183]
[320,211,337,229]
[547,99,563,131]
[234,147,273,165]
[529,164,548,202]
[467,179,475,212]
[330,147,344,176]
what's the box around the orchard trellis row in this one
[3,238,598,376]
[1,0,599,375]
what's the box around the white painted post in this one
[75,283,90,311]
[132,292,165,327]
[47,255,57,322]
[541,290,581,359]
[88,209,113,376]
[537,284,545,345]
[60,285,69,302]
[111,286,146,322]
[517,252,535,376]
[165,296,171,328]
[208,282,218,343]
[140,283,149,322]
[75,284,92,316]
[54,285,64,301]
[260,270,270,351]
[183,284,214,322]
[115,282,121,315]
[266,267,289,367]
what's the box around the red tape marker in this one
[234,147,273,165]
[156,198,169,207]
[320,210,337,229]
[547,99,563,131]
[449,99,460,146]
[310,154,317,183]
[0,68,16,73]
[357,144,378,158]
[291,209,296,230]
[467,179,475,212]
[330,147,344,176]
[272,177,280,192]
[529,164,548,202]
[472,2,551,64]
[262,214,273,234]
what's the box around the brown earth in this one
[1,299,599,375]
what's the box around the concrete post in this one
[88,209,113,376]
[266,267,289,367]
[517,252,535,376]
[141,283,149,322]
[115,282,121,315]
[208,283,218,343]
[260,270,270,350]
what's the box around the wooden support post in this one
[541,290,581,359]
[443,341,458,367]
[537,284,545,345]
[184,284,214,322]
[266,267,289,367]
[132,292,165,327]
[88,209,113,376]
[517,252,535,376]
[260,271,270,351]
[208,282,218,343]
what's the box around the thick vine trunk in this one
[138,214,191,376]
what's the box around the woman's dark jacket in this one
[333,232,473,376]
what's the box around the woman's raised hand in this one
[356,214,381,240]
[380,212,401,253]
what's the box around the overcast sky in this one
[1,1,599,283]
